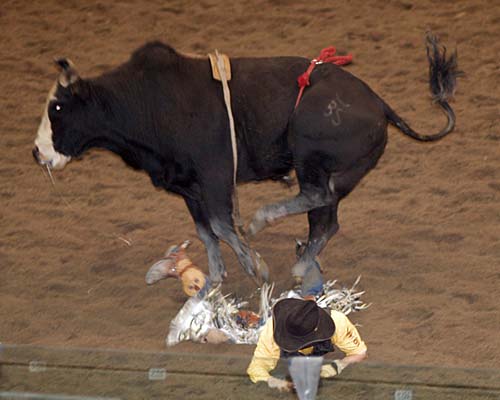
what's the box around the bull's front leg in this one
[184,197,227,283]
[209,217,258,278]
[198,181,263,280]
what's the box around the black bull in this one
[32,34,459,284]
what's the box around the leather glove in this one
[320,364,337,378]
[267,376,293,392]
[320,360,346,378]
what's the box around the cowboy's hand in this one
[267,376,293,392]
[320,360,346,378]
[320,364,337,378]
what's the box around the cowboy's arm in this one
[334,349,367,372]
[321,311,367,378]
[247,319,281,383]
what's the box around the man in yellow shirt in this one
[247,298,367,392]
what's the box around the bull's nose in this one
[32,146,41,163]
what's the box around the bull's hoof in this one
[291,276,303,291]
[254,251,270,283]
[247,220,264,237]
[248,210,270,237]
[300,263,324,297]
[291,260,308,278]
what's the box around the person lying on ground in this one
[247,297,367,392]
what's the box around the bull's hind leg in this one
[292,201,339,278]
[292,135,388,278]
[291,202,340,295]
[248,176,334,236]
[247,160,338,286]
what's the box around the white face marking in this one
[34,82,71,170]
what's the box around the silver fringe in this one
[166,277,369,346]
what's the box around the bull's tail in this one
[384,33,460,142]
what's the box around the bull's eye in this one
[51,102,63,113]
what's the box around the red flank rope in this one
[295,46,353,109]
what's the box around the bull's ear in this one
[54,57,79,87]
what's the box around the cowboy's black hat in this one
[273,298,335,352]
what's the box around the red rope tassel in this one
[295,46,353,109]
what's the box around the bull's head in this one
[32,59,99,170]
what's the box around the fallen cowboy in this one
[247,297,368,392]
[145,241,369,347]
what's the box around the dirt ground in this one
[0,0,499,378]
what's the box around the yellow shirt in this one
[247,310,367,383]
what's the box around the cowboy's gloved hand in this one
[320,364,337,378]
[267,376,293,392]
[320,360,346,378]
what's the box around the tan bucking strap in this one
[208,52,231,81]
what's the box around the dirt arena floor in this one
[1,0,499,380]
